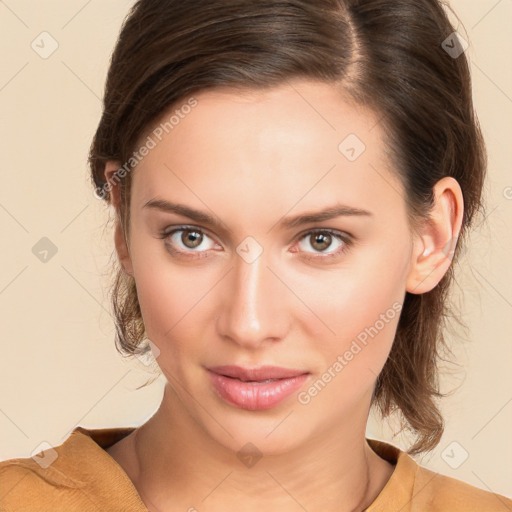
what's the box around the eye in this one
[292,229,352,261]
[159,225,353,261]
[159,225,219,259]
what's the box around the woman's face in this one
[117,80,420,453]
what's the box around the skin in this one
[103,79,463,512]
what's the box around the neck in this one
[129,384,393,512]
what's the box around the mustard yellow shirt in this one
[1,426,511,511]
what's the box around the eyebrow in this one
[143,198,373,231]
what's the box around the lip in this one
[207,365,310,410]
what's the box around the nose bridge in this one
[219,239,285,347]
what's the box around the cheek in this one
[134,274,209,381]
[128,243,180,340]
[129,239,218,365]
[307,245,408,388]
[300,292,402,414]
[312,245,407,337]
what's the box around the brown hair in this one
[89,0,486,455]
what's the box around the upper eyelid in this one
[164,225,219,243]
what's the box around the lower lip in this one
[207,371,309,410]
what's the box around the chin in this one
[199,406,315,457]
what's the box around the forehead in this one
[131,80,404,221]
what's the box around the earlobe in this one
[104,161,134,277]
[406,177,464,295]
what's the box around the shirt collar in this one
[17,426,419,511]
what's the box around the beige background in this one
[1,0,511,499]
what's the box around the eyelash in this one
[158,225,353,262]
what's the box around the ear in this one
[104,161,134,277]
[406,177,464,294]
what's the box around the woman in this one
[1,0,511,511]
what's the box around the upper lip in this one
[207,365,309,381]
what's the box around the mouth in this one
[206,365,310,410]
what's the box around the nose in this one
[216,241,289,350]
